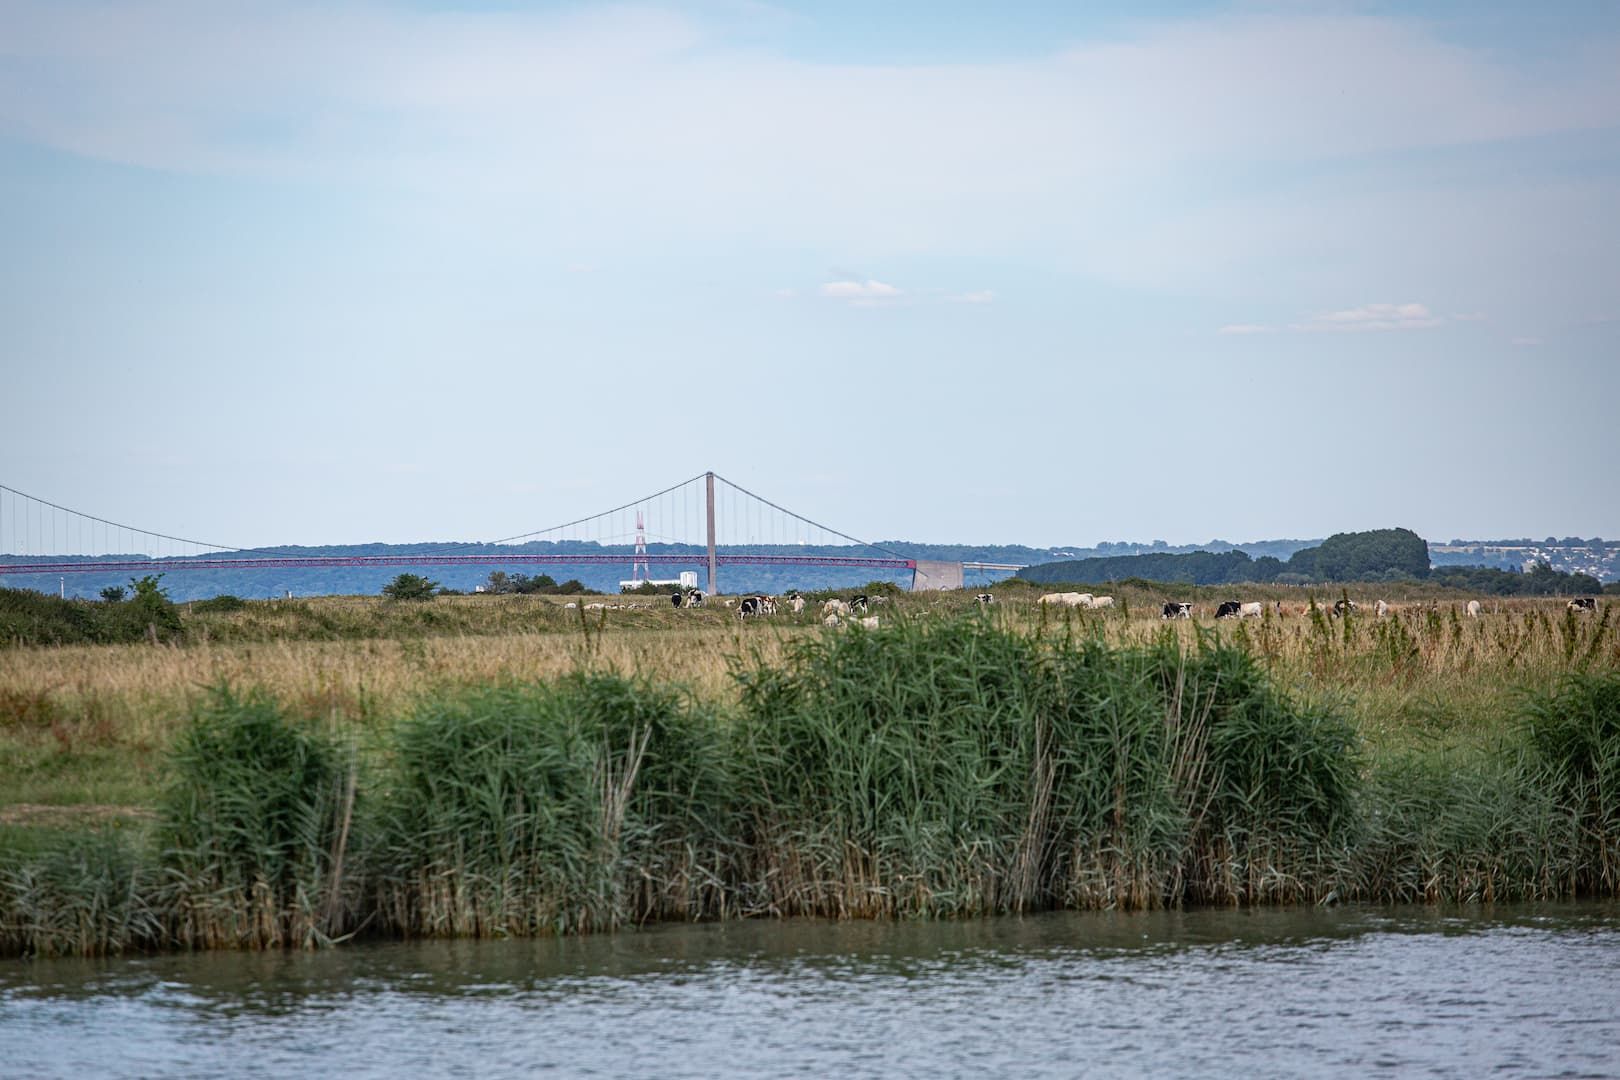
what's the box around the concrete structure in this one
[911,559,964,591]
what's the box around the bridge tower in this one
[705,471,718,595]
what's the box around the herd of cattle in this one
[1035,594,1604,619]
[571,589,1601,623]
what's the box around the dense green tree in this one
[1300,528,1429,581]
[382,573,441,601]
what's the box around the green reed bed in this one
[2,616,1618,957]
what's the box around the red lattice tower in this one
[632,510,651,582]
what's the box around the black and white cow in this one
[671,592,684,608]
[975,593,994,605]
[738,596,760,618]
[1333,599,1359,617]
[1162,602,1193,619]
[1569,597,1597,613]
[1215,600,1242,619]
[849,595,869,612]
[686,590,704,608]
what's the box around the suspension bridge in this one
[0,472,1024,596]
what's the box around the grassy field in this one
[1,585,1612,816]
[1,583,1615,955]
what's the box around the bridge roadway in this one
[0,553,919,576]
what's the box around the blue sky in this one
[2,1,1617,549]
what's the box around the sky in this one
[2,0,1617,549]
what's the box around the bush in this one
[381,573,440,601]
[191,594,247,614]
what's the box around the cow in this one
[1039,592,1091,607]
[1215,600,1242,619]
[1333,599,1359,617]
[823,598,850,617]
[823,613,842,628]
[761,596,779,615]
[688,590,705,608]
[975,593,995,605]
[1375,600,1391,618]
[857,615,880,629]
[849,595,869,612]
[1089,595,1116,610]
[1239,602,1264,618]
[739,596,772,618]
[1162,602,1193,619]
[1466,600,1483,618]
[671,592,684,608]
[789,596,806,614]
[584,602,606,611]
[1569,597,1597,613]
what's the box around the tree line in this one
[1015,528,1602,595]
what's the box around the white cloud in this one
[1298,302,1444,332]
[1221,302,1450,335]
[818,279,903,306]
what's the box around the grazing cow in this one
[850,595,869,612]
[823,613,842,628]
[563,602,577,610]
[790,596,806,614]
[1569,597,1597,613]
[584,603,606,611]
[1162,602,1193,619]
[1333,599,1359,617]
[1375,600,1391,618]
[975,593,995,605]
[1239,602,1264,618]
[688,590,705,608]
[671,592,684,608]
[739,596,766,618]
[1039,592,1091,607]
[1089,595,1116,610]
[1466,600,1483,618]
[761,596,779,616]
[1215,600,1242,619]
[857,616,880,629]
[823,598,850,616]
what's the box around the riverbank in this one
[2,613,1616,957]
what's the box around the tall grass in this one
[158,687,357,949]
[730,619,1360,917]
[2,615,1618,957]
[372,674,735,938]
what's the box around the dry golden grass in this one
[1,586,1612,813]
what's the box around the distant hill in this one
[3,532,1612,601]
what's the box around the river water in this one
[3,903,1617,1078]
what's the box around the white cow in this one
[1039,592,1091,607]
[1466,600,1483,618]
[790,596,806,614]
[823,598,850,616]
[1375,600,1391,617]
[823,613,842,628]
[1088,595,1115,610]
[858,615,879,629]
[1239,602,1264,618]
